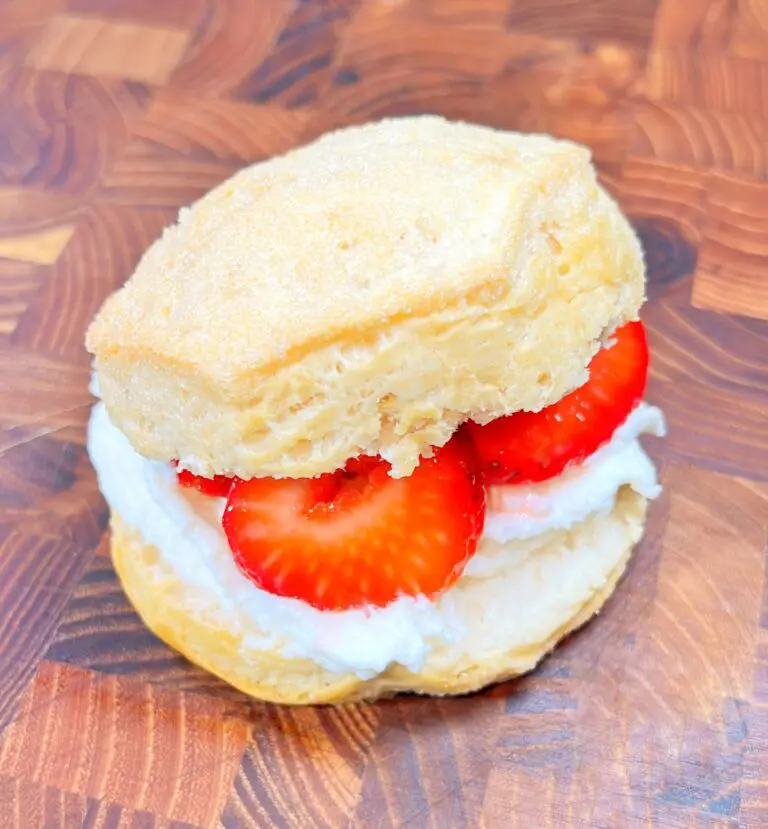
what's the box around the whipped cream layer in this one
[88,401,665,678]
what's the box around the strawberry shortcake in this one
[86,116,664,704]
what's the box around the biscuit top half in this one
[87,116,645,479]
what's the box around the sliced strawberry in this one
[222,436,485,611]
[466,321,649,485]
[176,465,235,498]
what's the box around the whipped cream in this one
[473,404,665,569]
[87,400,664,678]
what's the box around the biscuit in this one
[110,487,647,704]
[87,116,644,479]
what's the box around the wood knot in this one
[633,218,698,299]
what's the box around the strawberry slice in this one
[466,321,649,484]
[176,465,235,498]
[222,436,485,611]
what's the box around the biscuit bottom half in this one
[110,488,647,705]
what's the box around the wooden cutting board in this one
[1,0,767,826]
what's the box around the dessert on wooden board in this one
[85,116,664,704]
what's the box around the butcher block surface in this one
[1,0,767,826]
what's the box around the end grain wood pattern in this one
[0,0,767,826]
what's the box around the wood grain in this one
[598,157,708,245]
[26,15,192,85]
[230,0,361,108]
[0,67,150,194]
[505,0,660,48]
[0,261,45,336]
[69,0,207,30]
[168,0,293,97]
[694,172,768,319]
[631,100,768,176]
[12,205,176,356]
[223,705,381,828]
[484,36,639,163]
[641,50,768,119]
[128,95,310,163]
[0,662,252,825]
[1,0,768,826]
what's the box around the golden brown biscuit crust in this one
[88,116,645,479]
[110,487,647,704]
